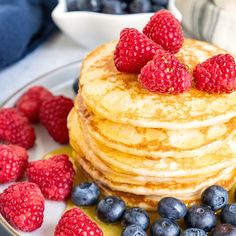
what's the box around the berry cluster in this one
[114,10,236,95]
[0,86,73,148]
[67,0,169,14]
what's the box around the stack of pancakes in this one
[68,38,236,211]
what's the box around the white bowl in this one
[52,0,182,49]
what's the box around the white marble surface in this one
[0,33,88,104]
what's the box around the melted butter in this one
[45,146,236,235]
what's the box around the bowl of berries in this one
[52,0,182,48]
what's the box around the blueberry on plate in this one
[72,76,79,94]
[221,204,236,226]
[184,204,217,232]
[71,182,100,206]
[67,0,102,12]
[122,207,150,230]
[129,0,152,13]
[158,197,187,220]
[97,196,126,223]
[201,185,228,211]
[102,0,126,14]
[122,224,147,236]
[150,218,180,236]
[152,0,169,6]
[181,228,207,236]
[212,224,236,236]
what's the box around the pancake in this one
[80,39,236,130]
[76,94,236,158]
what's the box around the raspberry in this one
[26,155,75,200]
[0,108,36,149]
[139,50,192,94]
[194,54,236,94]
[16,86,53,123]
[143,10,184,53]
[39,96,73,144]
[54,208,103,236]
[114,28,162,73]
[0,144,28,184]
[0,182,44,232]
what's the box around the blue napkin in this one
[0,0,58,70]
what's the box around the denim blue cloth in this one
[0,0,58,70]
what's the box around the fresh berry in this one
[102,0,126,14]
[39,95,73,144]
[0,182,44,232]
[129,0,152,13]
[143,10,184,53]
[26,155,75,200]
[97,196,126,223]
[67,0,102,12]
[201,185,228,211]
[0,144,28,183]
[0,108,36,149]
[71,182,100,206]
[122,224,147,236]
[184,204,217,232]
[221,204,236,226]
[152,0,168,6]
[114,28,162,73]
[150,218,180,236]
[16,86,53,123]
[73,76,80,94]
[139,50,192,94]
[212,224,236,236]
[55,207,103,236]
[181,228,207,236]
[194,54,236,94]
[152,4,165,12]
[158,197,187,220]
[122,207,150,230]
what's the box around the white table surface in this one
[0,33,88,104]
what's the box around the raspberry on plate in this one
[194,54,236,94]
[0,182,44,232]
[16,86,53,123]
[39,95,74,144]
[143,10,184,53]
[139,49,192,94]
[0,108,36,149]
[0,144,28,184]
[26,154,75,201]
[114,28,162,73]
[54,207,103,236]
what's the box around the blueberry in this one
[151,0,169,6]
[158,197,187,220]
[102,0,126,14]
[67,0,102,12]
[184,204,217,232]
[150,218,180,236]
[122,207,150,230]
[73,76,79,94]
[97,196,126,223]
[122,224,147,236]
[152,4,166,12]
[221,204,236,226]
[201,185,228,211]
[181,228,207,236]
[129,0,152,13]
[212,224,236,236]
[71,182,100,206]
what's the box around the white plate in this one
[0,61,81,236]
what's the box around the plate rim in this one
[1,59,82,107]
